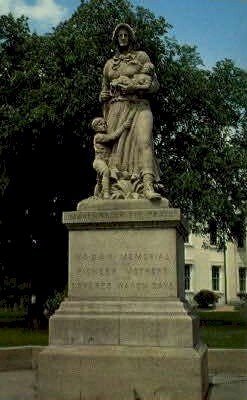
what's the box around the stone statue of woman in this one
[95,23,161,200]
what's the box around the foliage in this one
[194,289,220,308]
[43,289,66,318]
[237,292,247,302]
[0,0,246,294]
[156,57,247,244]
[0,310,25,321]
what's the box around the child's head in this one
[91,117,107,133]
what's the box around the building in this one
[184,231,247,305]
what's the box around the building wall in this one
[184,233,247,305]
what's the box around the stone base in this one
[38,201,208,399]
[49,299,200,347]
[38,343,208,400]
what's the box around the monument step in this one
[38,343,208,400]
[49,300,199,347]
[56,298,195,314]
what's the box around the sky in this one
[0,0,246,69]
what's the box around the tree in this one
[0,0,246,295]
[156,57,247,243]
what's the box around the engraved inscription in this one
[79,252,168,263]
[70,248,176,297]
[76,267,117,275]
[118,281,148,290]
[71,281,112,289]
[76,266,168,276]
[64,208,179,224]
[126,267,167,275]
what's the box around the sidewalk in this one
[0,370,247,400]
[0,370,36,400]
[214,305,236,312]
[209,374,247,400]
[199,305,236,312]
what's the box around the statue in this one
[93,23,162,200]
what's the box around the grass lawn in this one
[197,309,247,348]
[0,309,48,347]
[0,328,48,347]
[200,325,247,348]
[197,310,247,325]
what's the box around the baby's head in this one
[141,62,154,75]
[91,117,107,133]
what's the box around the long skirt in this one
[104,99,160,182]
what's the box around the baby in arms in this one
[110,62,154,92]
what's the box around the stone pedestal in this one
[38,199,208,400]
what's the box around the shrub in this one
[194,289,220,309]
[43,289,66,318]
[237,292,247,302]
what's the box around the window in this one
[239,268,247,292]
[212,266,220,291]
[232,220,246,248]
[209,220,217,246]
[185,233,192,245]
[237,232,245,249]
[184,264,192,291]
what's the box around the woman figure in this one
[99,23,161,200]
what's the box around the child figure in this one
[91,117,111,199]
[92,110,135,199]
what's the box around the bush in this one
[194,289,220,309]
[237,292,247,302]
[43,289,66,319]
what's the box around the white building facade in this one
[184,233,247,305]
